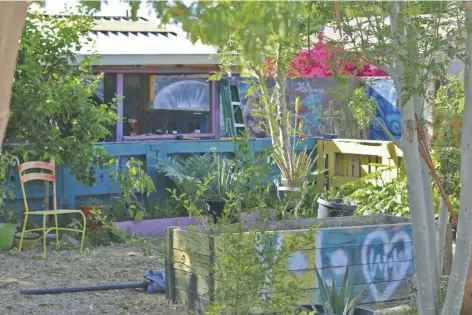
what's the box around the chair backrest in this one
[17,158,57,212]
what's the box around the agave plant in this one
[313,266,364,315]
[273,144,317,188]
[270,97,317,188]
[205,155,237,202]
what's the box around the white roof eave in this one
[77,53,220,66]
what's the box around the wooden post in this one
[116,73,124,142]
[165,227,175,301]
[212,81,221,140]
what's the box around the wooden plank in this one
[173,248,211,276]
[165,226,176,300]
[317,224,413,248]
[330,141,390,156]
[175,268,413,306]
[185,216,411,234]
[334,152,343,176]
[387,142,400,166]
[173,228,211,256]
[299,279,410,305]
[174,270,211,296]
[176,278,410,313]
[331,175,361,187]
[174,242,414,271]
[360,155,370,176]
[174,288,210,314]
[271,264,415,291]
[353,154,361,179]
[327,147,336,180]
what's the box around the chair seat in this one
[26,209,82,215]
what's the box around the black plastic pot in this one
[205,200,238,223]
[317,197,357,218]
[295,304,375,315]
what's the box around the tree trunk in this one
[388,3,439,312]
[414,79,441,306]
[437,196,448,275]
[440,3,472,314]
[0,2,29,148]
[400,101,438,315]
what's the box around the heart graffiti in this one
[361,230,413,301]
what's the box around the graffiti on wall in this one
[252,224,415,304]
[366,79,402,141]
[316,226,414,303]
[224,76,401,140]
[285,78,339,136]
[226,76,343,138]
[360,230,413,301]
[153,77,210,111]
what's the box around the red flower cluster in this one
[264,32,387,78]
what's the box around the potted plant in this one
[0,209,18,250]
[204,156,239,223]
[295,266,373,315]
[317,187,357,218]
[117,158,156,222]
[80,197,106,219]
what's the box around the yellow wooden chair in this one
[16,157,87,258]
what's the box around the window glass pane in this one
[147,76,211,135]
[121,75,211,137]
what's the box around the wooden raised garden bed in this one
[165,215,415,313]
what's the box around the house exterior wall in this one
[6,138,317,212]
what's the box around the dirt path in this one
[0,237,193,315]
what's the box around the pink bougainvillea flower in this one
[263,31,388,78]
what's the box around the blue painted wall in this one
[4,138,317,213]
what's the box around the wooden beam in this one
[211,81,220,139]
[116,73,124,142]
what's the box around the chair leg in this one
[79,211,87,253]
[42,214,47,259]
[54,212,59,244]
[18,214,28,252]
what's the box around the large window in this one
[121,74,212,139]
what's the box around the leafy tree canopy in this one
[8,8,117,186]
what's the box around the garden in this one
[1,2,472,315]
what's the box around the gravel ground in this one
[0,236,194,315]
[0,235,412,315]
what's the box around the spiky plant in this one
[271,97,317,188]
[205,155,237,202]
[272,143,317,188]
[313,266,364,315]
[156,153,216,195]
